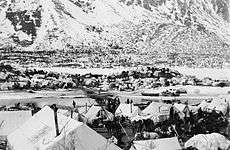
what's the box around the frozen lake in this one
[0,89,96,107]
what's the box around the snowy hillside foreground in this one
[0,0,230,66]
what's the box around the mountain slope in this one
[0,0,230,67]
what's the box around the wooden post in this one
[52,104,60,137]
[85,103,88,113]
[130,103,132,114]
[76,103,79,113]
[70,109,73,119]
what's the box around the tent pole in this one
[131,102,132,113]
[85,103,88,113]
[52,104,60,137]
[71,109,73,119]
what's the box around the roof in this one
[174,103,198,113]
[185,133,230,150]
[0,111,32,136]
[7,106,121,150]
[130,137,181,150]
[57,105,90,115]
[142,102,171,116]
[115,103,140,118]
[131,114,154,122]
[84,105,114,122]
[206,98,228,114]
[134,102,171,122]
[173,103,186,112]
[198,100,210,110]
[57,109,87,123]
[84,105,101,120]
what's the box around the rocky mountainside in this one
[0,0,230,67]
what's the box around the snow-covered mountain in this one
[0,0,230,66]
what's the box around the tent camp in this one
[141,102,171,122]
[115,103,140,118]
[84,105,114,123]
[7,106,122,150]
[185,133,230,150]
[0,111,32,137]
[129,137,181,150]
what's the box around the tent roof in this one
[142,102,171,116]
[0,111,32,136]
[57,109,87,123]
[206,98,228,114]
[185,133,230,150]
[130,137,181,150]
[7,106,121,150]
[174,103,198,113]
[198,100,210,110]
[131,114,154,122]
[115,103,140,118]
[84,105,102,120]
[84,105,114,122]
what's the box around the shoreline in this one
[30,66,230,80]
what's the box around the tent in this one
[143,102,171,116]
[198,100,210,111]
[185,133,230,150]
[115,103,140,118]
[131,114,154,122]
[141,102,171,122]
[0,111,32,137]
[174,103,199,117]
[7,106,121,150]
[205,98,228,114]
[130,137,181,150]
[57,109,87,123]
[57,105,89,115]
[84,105,114,123]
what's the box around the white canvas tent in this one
[174,103,198,113]
[0,111,32,137]
[198,100,210,111]
[115,103,140,118]
[130,137,181,150]
[205,98,228,114]
[57,104,90,115]
[7,106,121,150]
[57,109,87,123]
[173,103,199,119]
[140,102,171,122]
[84,105,114,123]
[185,133,230,150]
[131,114,153,122]
[143,102,171,116]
